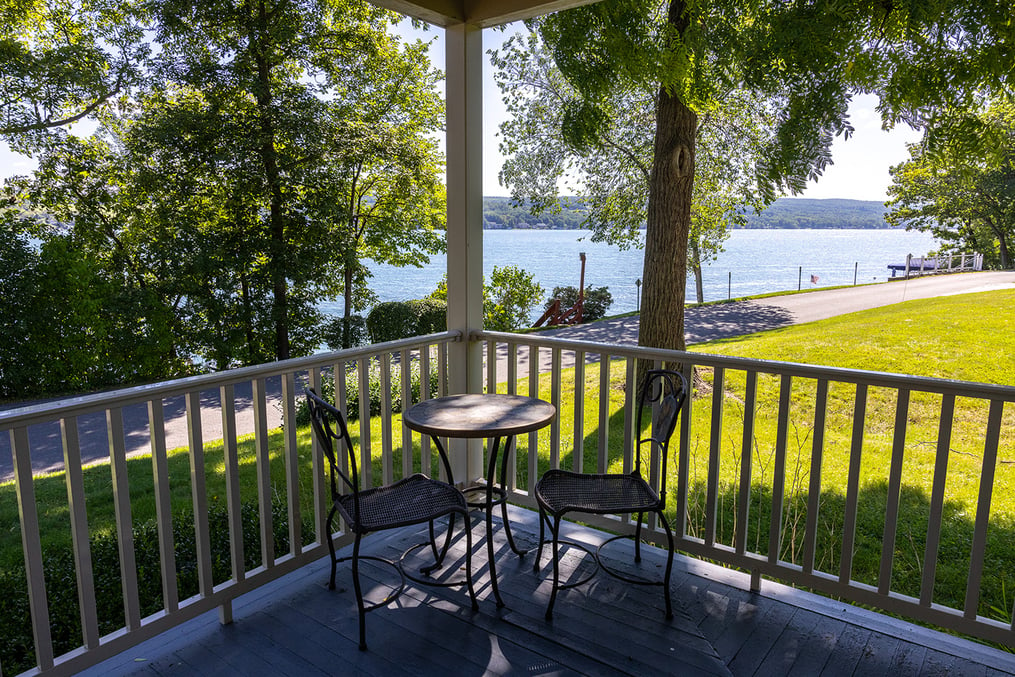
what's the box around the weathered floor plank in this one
[81,505,1015,677]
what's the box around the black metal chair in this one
[532,369,688,620]
[305,387,477,650]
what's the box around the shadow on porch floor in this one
[82,505,1015,676]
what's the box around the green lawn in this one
[1,288,1012,670]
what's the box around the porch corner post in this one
[445,22,485,484]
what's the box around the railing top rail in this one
[473,329,1015,401]
[0,331,461,430]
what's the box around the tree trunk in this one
[689,236,704,304]
[252,1,289,361]
[639,0,696,354]
[639,84,696,352]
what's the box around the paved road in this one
[3,271,1013,480]
[541,270,1015,346]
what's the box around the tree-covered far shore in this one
[483,196,893,230]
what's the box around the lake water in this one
[319,228,939,319]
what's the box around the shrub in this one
[323,314,369,349]
[366,301,417,343]
[484,265,544,331]
[296,358,440,426]
[408,298,446,335]
[544,285,613,323]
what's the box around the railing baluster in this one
[802,379,828,574]
[879,389,910,594]
[282,372,302,555]
[357,359,372,488]
[769,374,792,565]
[839,383,868,584]
[185,393,213,596]
[309,369,327,544]
[550,347,562,470]
[528,344,540,490]
[438,341,448,396]
[705,366,725,547]
[964,400,1004,619]
[335,361,351,533]
[12,426,54,671]
[148,400,178,612]
[506,342,519,491]
[735,370,758,557]
[921,394,955,606]
[507,342,517,395]
[420,350,433,477]
[252,377,273,568]
[676,362,693,540]
[597,354,610,475]
[108,406,142,628]
[573,350,585,474]
[400,350,413,480]
[622,359,637,475]
[380,354,394,485]
[486,338,497,393]
[62,416,100,647]
[220,384,244,586]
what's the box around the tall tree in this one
[512,0,1015,351]
[887,99,1015,270]
[4,0,447,379]
[492,30,769,304]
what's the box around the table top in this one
[403,393,555,439]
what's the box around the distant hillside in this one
[483,197,890,230]
[742,198,889,229]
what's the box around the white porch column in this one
[445,22,484,483]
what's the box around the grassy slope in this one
[2,289,1013,625]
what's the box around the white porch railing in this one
[2,328,1013,674]
[1,332,459,677]
[475,329,1015,648]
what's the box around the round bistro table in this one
[402,393,556,607]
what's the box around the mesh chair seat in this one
[535,469,659,516]
[337,473,468,533]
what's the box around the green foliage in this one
[428,267,544,331]
[495,0,1015,352]
[886,98,1015,270]
[366,301,418,344]
[544,285,614,323]
[0,0,148,149]
[323,314,368,350]
[483,265,545,331]
[408,298,447,335]
[0,496,306,676]
[3,0,447,371]
[364,298,446,344]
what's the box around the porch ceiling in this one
[370,0,599,27]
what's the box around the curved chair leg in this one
[658,510,676,620]
[533,505,547,572]
[462,509,479,610]
[351,534,368,651]
[634,511,644,563]
[326,508,338,590]
[421,513,457,575]
[546,515,563,621]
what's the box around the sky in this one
[0,21,923,203]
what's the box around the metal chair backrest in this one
[305,387,360,512]
[633,369,688,499]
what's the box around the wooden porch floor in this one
[83,506,1015,676]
